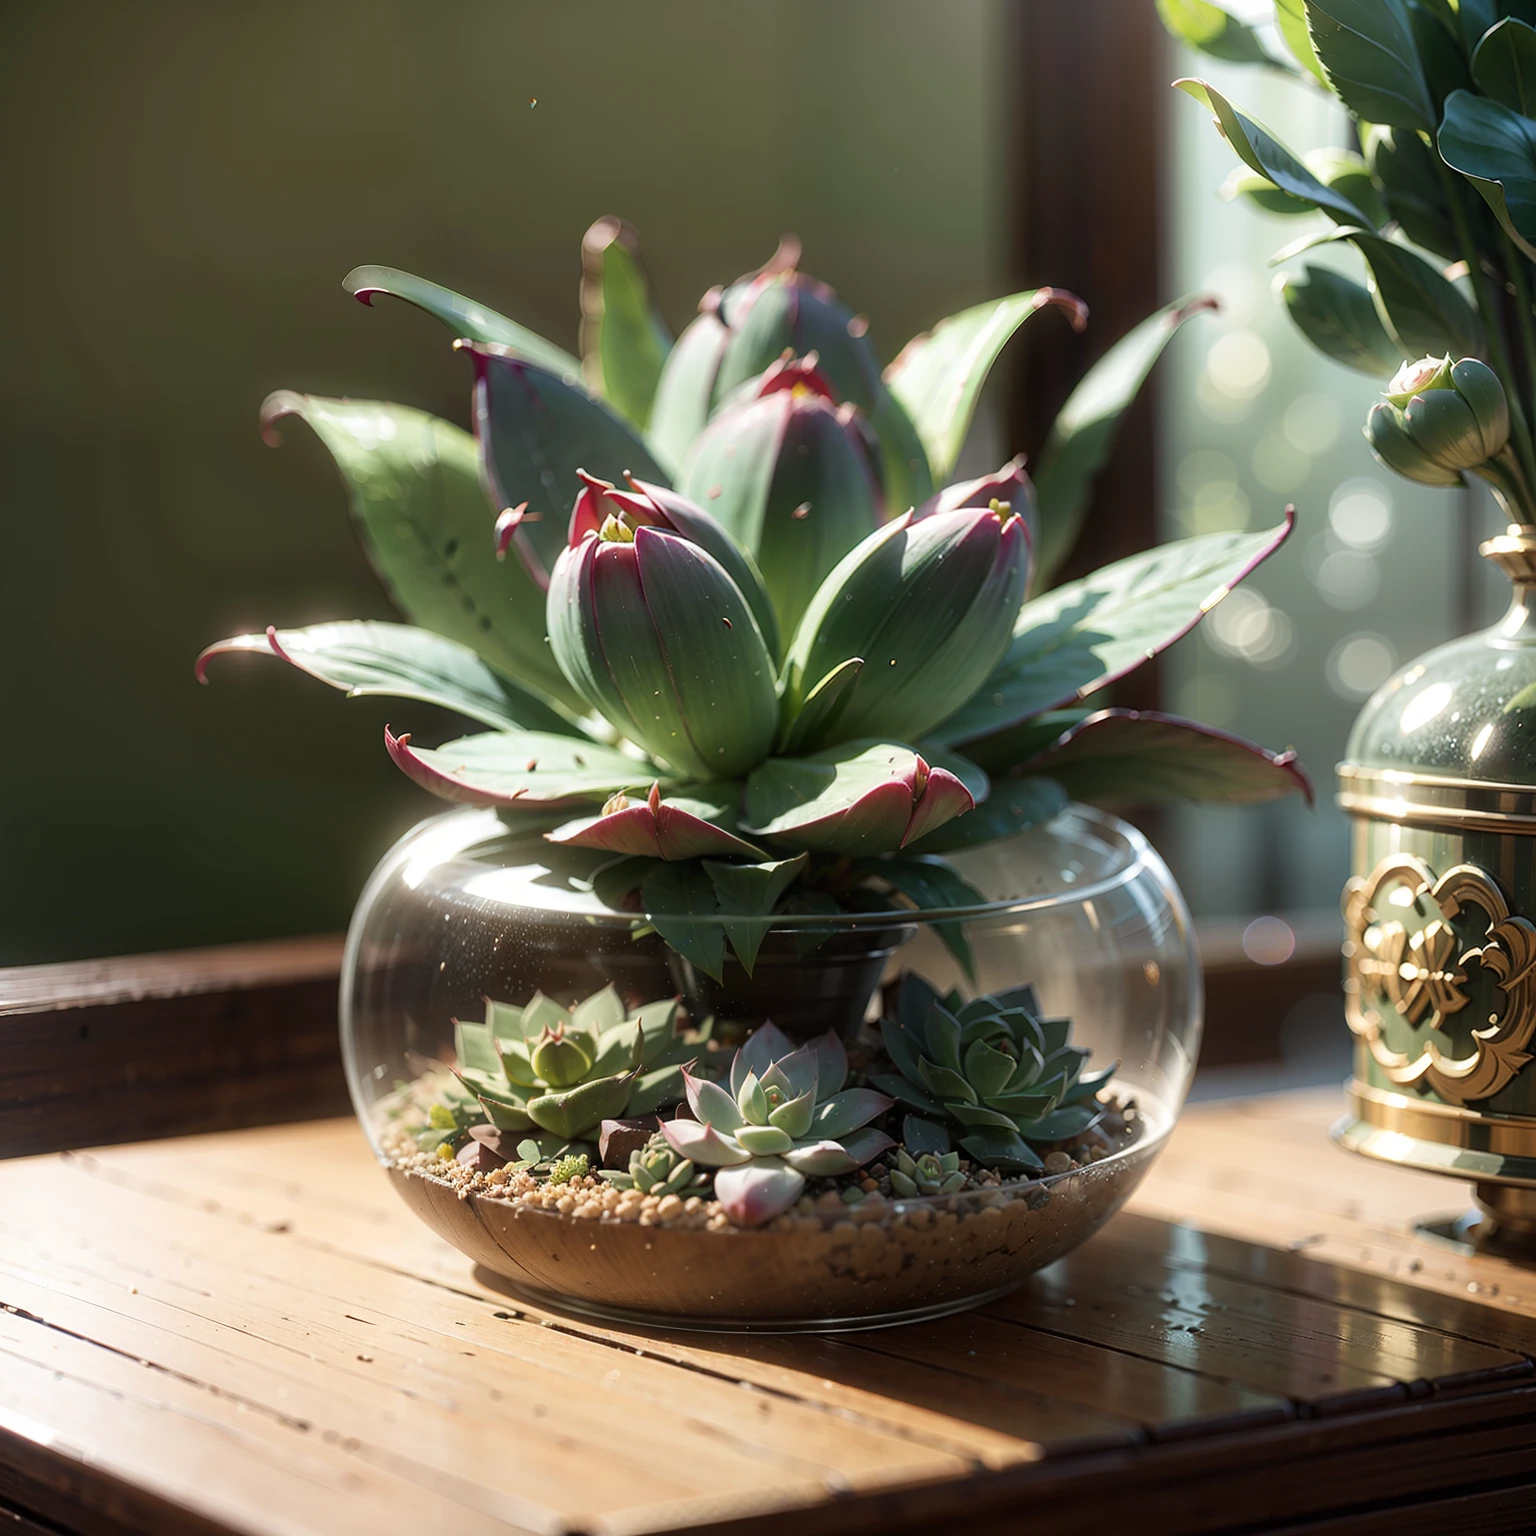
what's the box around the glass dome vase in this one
[341,803,1201,1330]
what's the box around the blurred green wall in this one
[0,1,1004,964]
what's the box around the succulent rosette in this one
[662,1023,894,1226]
[200,217,1311,977]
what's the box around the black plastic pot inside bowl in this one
[667,922,918,1040]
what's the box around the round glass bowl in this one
[341,804,1201,1330]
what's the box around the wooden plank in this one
[0,939,349,1159]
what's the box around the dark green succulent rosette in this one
[872,975,1116,1173]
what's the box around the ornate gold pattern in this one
[1343,853,1536,1103]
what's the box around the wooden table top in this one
[6,1088,1536,1536]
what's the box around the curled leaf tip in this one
[264,625,294,665]
[192,643,218,685]
[494,502,531,559]
[258,390,309,448]
[1173,295,1222,325]
[1034,288,1090,333]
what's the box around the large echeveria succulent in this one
[663,1023,893,1226]
[199,221,1311,977]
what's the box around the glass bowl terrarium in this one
[345,803,1198,1327]
[201,219,1310,1327]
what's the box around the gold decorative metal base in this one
[1335,1078,1536,1184]
[1336,1079,1536,1260]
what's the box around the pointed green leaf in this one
[1473,19,1536,113]
[579,217,673,432]
[385,727,663,809]
[465,343,669,577]
[1174,79,1373,226]
[779,658,864,756]
[1349,229,1485,358]
[197,621,577,737]
[1440,90,1536,262]
[929,513,1294,746]
[1023,1102,1102,1140]
[254,394,584,711]
[1275,0,1326,81]
[901,1115,953,1158]
[869,387,936,514]
[702,854,809,975]
[884,289,1088,482]
[641,860,726,981]
[1033,297,1218,586]
[1157,0,1274,64]
[1279,265,1403,376]
[959,1128,1044,1173]
[963,1038,1018,1100]
[343,264,580,376]
[1026,709,1313,807]
[945,710,1090,779]
[852,855,986,976]
[628,1063,688,1116]
[1302,0,1436,129]
[454,1021,502,1076]
[900,778,1069,855]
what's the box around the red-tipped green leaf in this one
[384,726,661,809]
[1025,710,1314,807]
[464,342,669,579]
[196,621,575,736]
[741,741,977,855]
[1031,297,1219,586]
[342,264,580,375]
[257,394,583,712]
[885,289,1088,482]
[930,511,1295,747]
[547,785,762,860]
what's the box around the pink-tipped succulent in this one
[662,1023,894,1226]
[201,219,1310,979]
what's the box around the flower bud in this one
[1364,402,1464,487]
[781,504,1030,749]
[1377,355,1509,474]
[569,471,779,656]
[680,356,884,642]
[547,519,778,779]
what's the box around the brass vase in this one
[1335,530,1536,1251]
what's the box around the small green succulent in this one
[872,974,1115,1174]
[888,1147,965,1198]
[600,1131,710,1199]
[453,985,704,1142]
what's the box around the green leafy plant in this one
[452,986,701,1142]
[872,975,1114,1174]
[663,1023,893,1226]
[200,220,1310,977]
[1160,0,1536,523]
